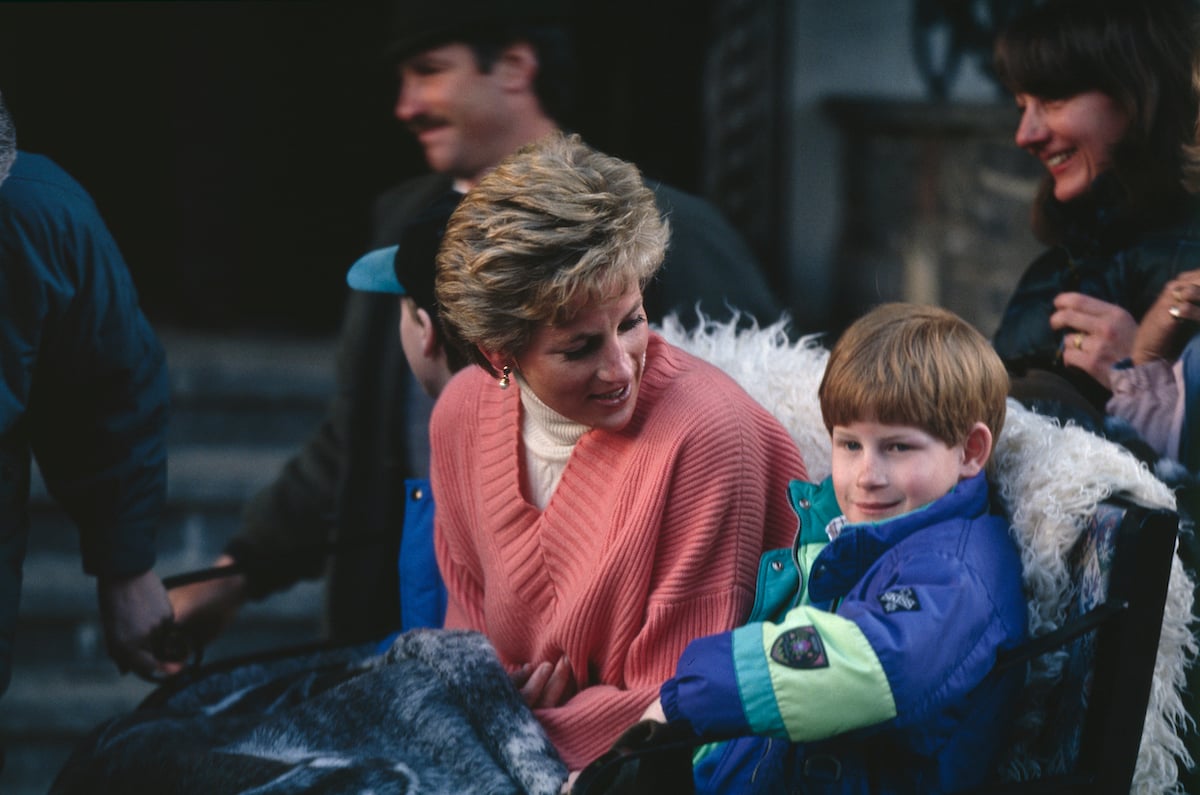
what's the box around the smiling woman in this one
[1011,90,1130,204]
[429,132,808,775]
[989,0,1200,445]
[506,286,649,434]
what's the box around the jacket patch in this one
[769,626,829,670]
[879,586,921,614]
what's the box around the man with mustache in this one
[170,0,781,646]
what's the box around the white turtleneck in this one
[516,373,588,510]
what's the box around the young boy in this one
[644,303,1028,794]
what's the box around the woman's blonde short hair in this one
[819,303,1009,448]
[436,132,669,371]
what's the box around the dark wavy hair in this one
[994,0,1200,241]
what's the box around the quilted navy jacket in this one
[660,473,1027,794]
[0,152,168,695]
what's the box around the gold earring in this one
[498,364,511,390]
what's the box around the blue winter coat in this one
[0,152,168,695]
[660,473,1027,794]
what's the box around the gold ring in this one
[1169,305,1183,321]
[1074,333,1084,350]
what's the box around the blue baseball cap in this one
[347,245,406,294]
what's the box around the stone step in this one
[29,443,298,510]
[24,444,306,617]
[162,327,337,447]
[14,572,324,659]
[3,330,341,795]
[160,328,338,403]
[19,426,334,670]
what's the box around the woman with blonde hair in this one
[431,132,807,774]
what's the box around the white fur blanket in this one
[660,314,1198,795]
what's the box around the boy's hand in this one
[640,696,667,724]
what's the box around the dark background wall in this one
[0,0,714,334]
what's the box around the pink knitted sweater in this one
[430,333,806,770]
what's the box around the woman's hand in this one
[1050,292,1138,389]
[1130,269,1200,365]
[511,656,576,709]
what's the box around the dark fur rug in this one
[50,630,567,795]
